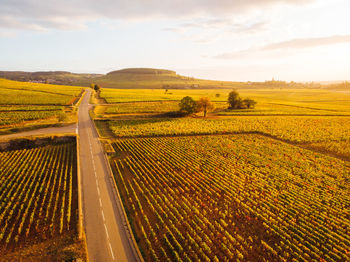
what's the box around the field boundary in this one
[72,89,86,106]
[74,89,87,107]
[76,134,83,240]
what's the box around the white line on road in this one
[99,198,103,207]
[109,242,115,260]
[101,209,105,221]
[104,223,110,239]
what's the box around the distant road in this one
[0,124,76,140]
[78,89,139,262]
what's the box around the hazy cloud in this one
[262,34,350,50]
[232,21,268,34]
[0,0,314,31]
[215,34,350,59]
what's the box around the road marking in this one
[99,198,103,207]
[97,187,101,196]
[101,209,105,221]
[109,242,115,260]
[104,223,110,239]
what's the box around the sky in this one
[0,0,350,82]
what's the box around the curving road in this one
[78,89,139,262]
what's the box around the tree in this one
[179,96,197,115]
[242,98,257,109]
[94,84,100,92]
[197,97,215,117]
[228,90,241,109]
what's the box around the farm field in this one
[0,78,84,133]
[111,134,350,261]
[0,78,82,105]
[90,86,350,261]
[99,88,350,113]
[107,116,350,143]
[94,87,350,161]
[0,137,85,261]
[96,101,227,117]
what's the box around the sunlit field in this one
[0,78,83,133]
[92,86,350,261]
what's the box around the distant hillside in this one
[0,68,320,89]
[0,71,102,86]
[325,81,350,91]
[93,68,248,89]
[107,68,176,75]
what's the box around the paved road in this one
[0,124,76,140]
[78,89,138,262]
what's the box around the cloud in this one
[0,0,314,31]
[262,34,350,50]
[215,34,350,59]
[232,21,268,34]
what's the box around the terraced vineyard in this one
[112,135,350,261]
[0,139,78,253]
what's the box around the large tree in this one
[197,97,215,117]
[179,96,197,115]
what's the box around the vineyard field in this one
[0,78,84,131]
[107,116,350,143]
[104,101,182,114]
[100,88,350,113]
[101,101,227,115]
[0,139,78,254]
[111,134,350,261]
[0,110,62,126]
[0,78,83,105]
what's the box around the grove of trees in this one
[179,96,215,117]
[228,90,256,109]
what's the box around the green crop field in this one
[111,135,350,261]
[0,139,78,256]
